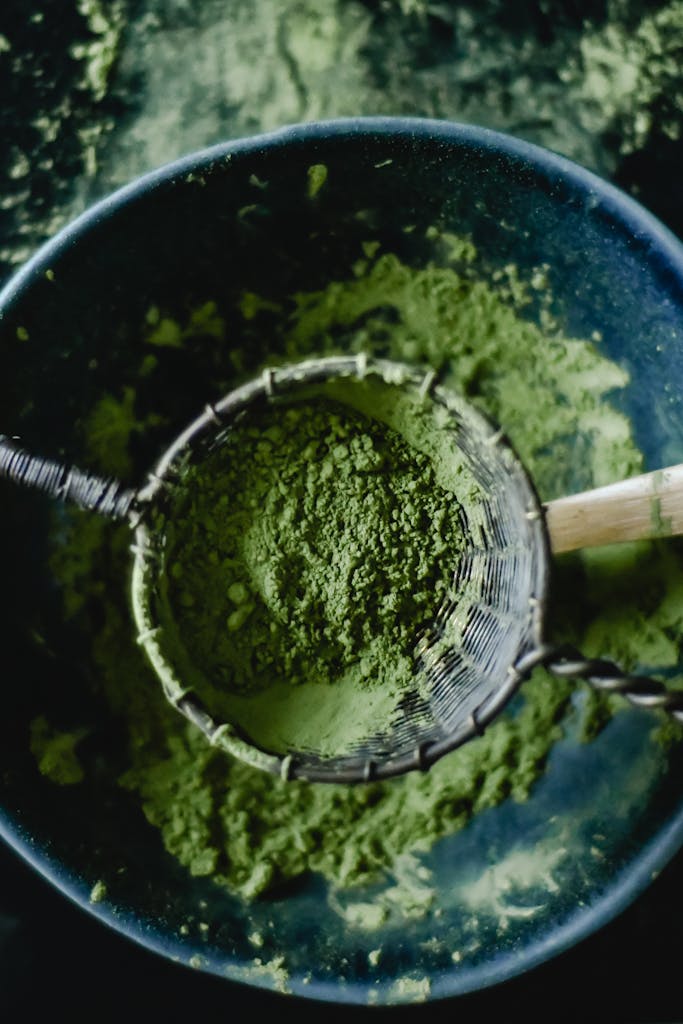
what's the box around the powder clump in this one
[164,397,467,746]
[29,715,88,786]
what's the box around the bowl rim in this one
[1,115,683,1004]
[2,116,683,312]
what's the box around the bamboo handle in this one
[544,464,683,554]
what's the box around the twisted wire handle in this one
[520,643,683,724]
[0,435,137,520]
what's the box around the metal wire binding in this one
[0,435,137,520]
[542,644,683,723]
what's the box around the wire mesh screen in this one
[130,357,550,782]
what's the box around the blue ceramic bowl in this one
[1,118,682,1004]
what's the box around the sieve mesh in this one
[130,355,550,782]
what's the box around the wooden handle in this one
[544,464,683,554]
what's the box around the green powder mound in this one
[160,396,468,755]
[48,237,683,902]
[168,399,466,694]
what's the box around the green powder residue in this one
[650,473,674,538]
[237,954,291,995]
[47,234,682,905]
[29,715,87,786]
[89,879,108,903]
[83,386,141,479]
[144,301,226,350]
[0,1,126,276]
[306,162,328,198]
[388,975,431,1004]
[563,1,683,157]
[651,496,673,537]
[70,0,126,103]
[5,1,683,286]
[161,396,469,756]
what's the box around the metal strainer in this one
[2,354,682,784]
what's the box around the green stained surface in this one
[5,1,682,285]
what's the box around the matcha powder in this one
[161,396,468,757]
[46,237,682,903]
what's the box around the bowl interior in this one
[1,120,683,1003]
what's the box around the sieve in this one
[2,353,683,784]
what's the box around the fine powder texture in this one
[46,237,682,902]
[164,398,466,736]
